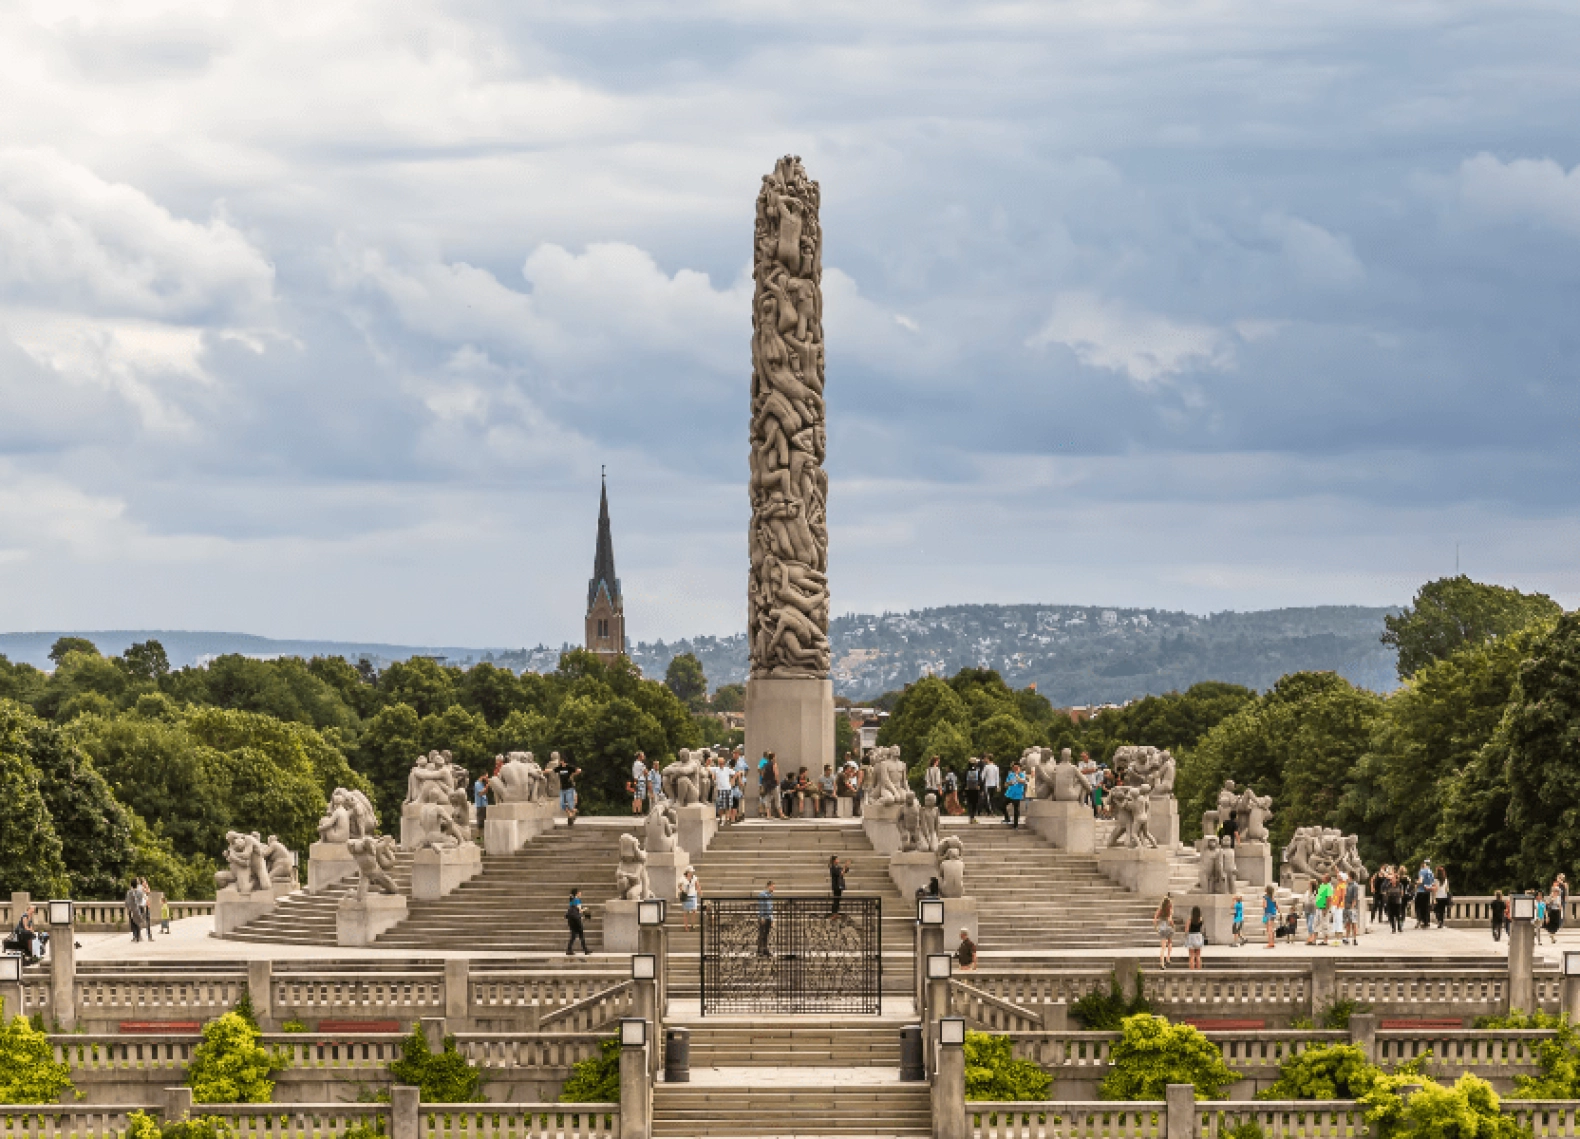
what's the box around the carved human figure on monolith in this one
[645,801,678,853]
[867,747,909,805]
[216,831,270,895]
[918,792,940,852]
[1236,788,1273,843]
[262,835,295,884]
[937,836,965,898]
[490,752,545,803]
[663,749,702,807]
[1106,784,1158,849]
[348,835,400,898]
[616,834,652,900]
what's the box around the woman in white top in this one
[924,756,945,796]
[678,867,701,933]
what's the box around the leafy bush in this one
[964,1031,1052,1101]
[0,999,74,1104]
[230,993,259,1030]
[280,1021,309,1034]
[187,1012,286,1103]
[1071,972,1152,1031]
[1361,1072,1525,1139]
[339,1122,386,1139]
[1225,1123,1265,1139]
[388,1027,482,1103]
[1099,1014,1238,1101]
[126,1111,233,1139]
[560,1038,620,1103]
[1258,1044,1377,1100]
[1316,998,1371,1031]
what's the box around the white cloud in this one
[1027,291,1234,386]
[1263,214,1365,287]
[1457,153,1580,237]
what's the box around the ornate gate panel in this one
[699,896,881,1015]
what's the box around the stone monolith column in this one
[744,155,835,793]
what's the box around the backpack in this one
[966,767,981,790]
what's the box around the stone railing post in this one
[444,958,470,1026]
[1041,999,1069,1031]
[634,975,659,1077]
[1166,1083,1196,1139]
[1563,975,1580,1022]
[619,1030,651,1139]
[8,893,29,927]
[247,961,274,1030]
[162,1086,193,1123]
[917,924,944,1015]
[1509,919,1535,1014]
[1114,959,1139,1002]
[1349,1011,1378,1064]
[391,1085,419,1139]
[49,913,75,1031]
[421,1016,446,1054]
[932,1027,965,1139]
[639,923,669,1019]
[1309,959,1335,1020]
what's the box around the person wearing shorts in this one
[715,769,734,823]
[1155,897,1175,969]
[1186,906,1205,970]
[1231,894,1245,947]
[679,867,700,932]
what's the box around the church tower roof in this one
[587,471,620,612]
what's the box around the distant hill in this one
[3,602,1400,703]
[624,604,1400,704]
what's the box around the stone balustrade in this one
[1197,1101,1370,1139]
[0,1105,156,1138]
[272,972,446,1022]
[966,1102,1165,1139]
[0,899,215,931]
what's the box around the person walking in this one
[980,755,1000,819]
[1491,890,1508,942]
[159,896,172,936]
[716,765,735,825]
[1414,861,1435,929]
[955,928,978,972]
[965,758,983,823]
[759,752,781,819]
[1387,870,1405,933]
[943,768,963,815]
[565,889,589,955]
[924,756,944,801]
[1186,906,1205,969]
[561,762,582,826]
[473,771,489,832]
[1263,885,1279,949]
[1433,867,1452,929]
[1003,760,1027,828]
[679,868,701,933]
[647,763,664,806]
[1536,892,1550,944]
[1154,897,1175,969]
[756,882,776,956]
[1370,866,1388,926]
[829,855,850,915]
[1552,875,1569,940]
[137,879,156,940]
[1304,881,1319,943]
[1343,874,1361,945]
[124,880,147,943]
[632,754,648,815]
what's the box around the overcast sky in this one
[1,0,1577,649]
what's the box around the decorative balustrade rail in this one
[0,1105,156,1138]
[471,973,629,1022]
[75,972,248,1023]
[195,1103,390,1139]
[418,1103,618,1139]
[1504,1102,1580,1138]
[537,981,634,1032]
[965,972,1116,1009]
[274,974,446,1022]
[1143,972,1311,1018]
[455,1035,605,1071]
[1199,1101,1370,1139]
[1335,970,1515,1018]
[1376,1029,1551,1081]
[966,1101,1165,1139]
[950,980,1046,1033]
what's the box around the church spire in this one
[585,469,625,661]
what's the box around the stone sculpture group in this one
[663,748,717,807]
[1114,745,1177,797]
[1201,780,1274,844]
[1105,784,1159,849]
[865,746,909,806]
[1196,835,1238,894]
[1027,747,1093,802]
[1282,826,1367,884]
[317,788,378,844]
[616,833,654,900]
[215,830,294,895]
[348,835,401,898]
[404,749,474,850]
[748,155,830,680]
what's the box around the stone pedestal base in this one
[1180,894,1239,946]
[412,843,482,901]
[308,842,357,894]
[1283,871,1311,894]
[1026,800,1094,852]
[603,899,639,953]
[1148,797,1179,849]
[1234,842,1273,887]
[861,801,905,854]
[336,894,408,947]
[837,797,854,818]
[646,849,691,905]
[400,804,422,851]
[215,884,295,937]
[1097,845,1172,895]
[744,676,834,811]
[484,800,558,856]
[675,805,715,860]
[890,850,937,899]
[944,897,980,947]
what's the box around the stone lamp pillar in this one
[932,1018,966,1139]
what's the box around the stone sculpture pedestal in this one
[646,849,690,905]
[861,801,905,855]
[744,677,834,804]
[944,897,980,946]
[399,804,423,850]
[1283,871,1312,894]
[676,804,716,859]
[890,851,937,898]
[412,844,482,901]
[1148,797,1179,849]
[484,801,558,856]
[837,797,854,818]
[215,883,295,937]
[1097,846,1172,896]
[336,894,407,947]
[1026,800,1094,853]
[1181,894,1238,946]
[1234,842,1273,887]
[603,899,639,953]
[308,842,358,894]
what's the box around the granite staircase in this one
[225,852,417,945]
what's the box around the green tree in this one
[1502,613,1580,886]
[1383,575,1560,680]
[1099,1014,1238,1100]
[496,709,552,757]
[0,656,47,707]
[387,1026,482,1102]
[963,1031,1052,1101]
[120,640,171,683]
[550,695,667,813]
[458,662,537,726]
[0,999,74,1103]
[711,684,745,713]
[308,655,383,720]
[379,658,460,718]
[1362,1073,1524,1139]
[972,712,1033,767]
[48,637,98,664]
[36,649,141,721]
[664,654,708,712]
[187,1012,286,1103]
[1258,1043,1376,1100]
[419,705,495,775]
[355,702,424,824]
[1082,682,1257,762]
[0,705,69,897]
[877,677,970,767]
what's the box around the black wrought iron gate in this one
[699,896,882,1014]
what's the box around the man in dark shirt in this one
[757,882,776,956]
[955,928,978,972]
[828,856,850,915]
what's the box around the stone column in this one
[1349,1011,1378,1064]
[445,959,471,1027]
[1165,1084,1196,1139]
[639,924,669,1019]
[247,961,274,1030]
[917,925,944,1016]
[1509,920,1536,1014]
[932,1029,966,1139]
[1041,1000,1069,1031]
[1562,976,1580,1023]
[743,155,835,783]
[162,1086,193,1124]
[1309,959,1336,1021]
[633,977,659,1077]
[391,1085,419,1139]
[619,1034,650,1139]
[49,914,75,1031]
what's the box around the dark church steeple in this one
[585,469,625,662]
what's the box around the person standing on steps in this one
[759,751,781,819]
[561,763,582,826]
[756,881,776,956]
[1263,885,1279,949]
[473,770,489,833]
[980,754,1000,819]
[1154,896,1175,969]
[1231,893,1245,947]
[1414,861,1435,929]
[565,889,589,955]
[679,868,701,933]
[829,855,850,915]
[965,758,983,823]
[955,928,978,972]
[631,753,648,815]
[924,756,944,802]
[1003,760,1026,828]
[1186,905,1205,969]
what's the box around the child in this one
[160,898,171,936]
[1232,894,1245,947]
[1536,894,1549,944]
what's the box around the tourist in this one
[10,907,46,964]
[1414,861,1435,928]
[1552,875,1569,940]
[1154,897,1175,968]
[1536,891,1549,943]
[980,754,1001,818]
[759,752,781,819]
[1343,873,1361,945]
[925,756,944,801]
[1186,906,1205,969]
[1315,874,1336,945]
[679,868,701,933]
[646,762,664,806]
[124,879,146,943]
[561,762,582,826]
[781,768,801,818]
[942,767,963,815]
[1003,760,1026,828]
[1231,893,1245,947]
[838,760,861,813]
[565,890,589,955]
[819,765,838,817]
[757,881,776,956]
[956,928,978,973]
[965,758,983,823]
[732,750,749,822]
[1079,752,1098,809]
[1303,881,1319,943]
[1091,769,1105,819]
[715,763,735,825]
[1546,884,1565,943]
[1433,867,1452,929]
[473,770,489,832]
[1385,869,1405,933]
[1263,885,1279,949]
[1370,866,1388,926]
[139,879,156,940]
[1219,806,1239,849]
[829,855,849,914]
[632,753,648,814]
[1491,890,1508,941]
[159,896,172,936]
